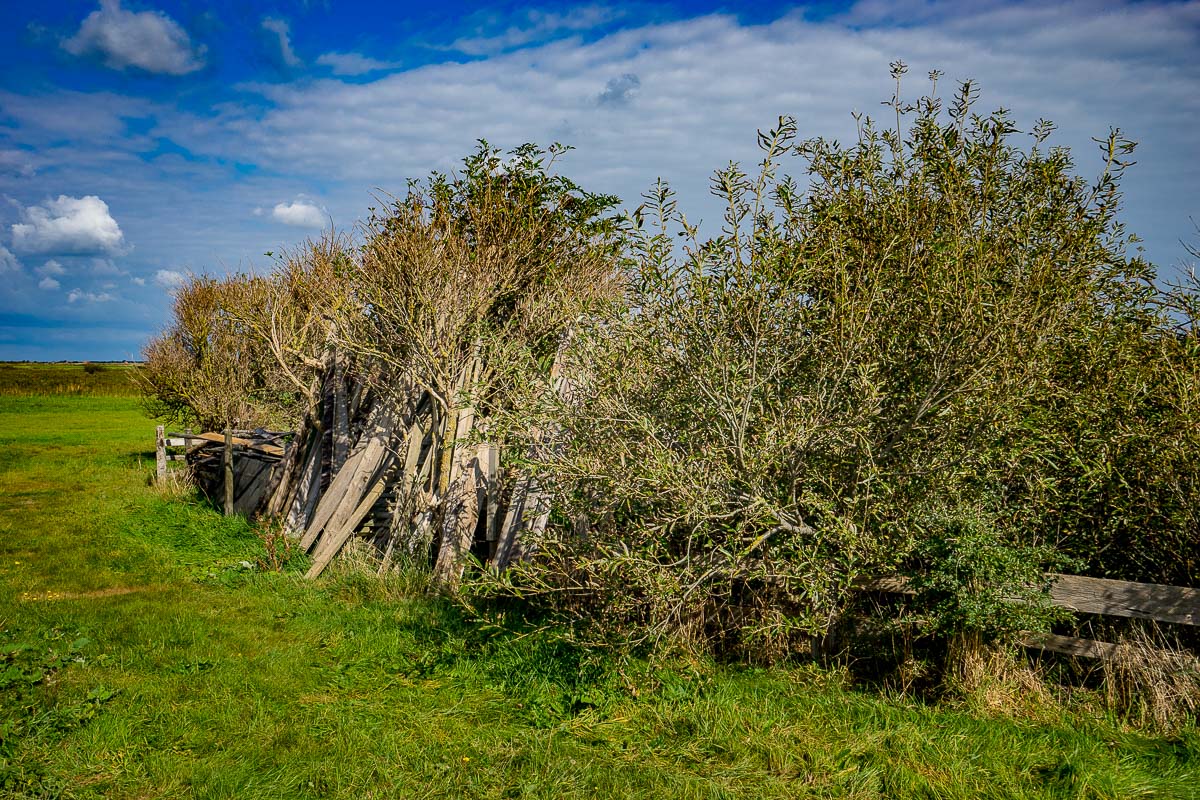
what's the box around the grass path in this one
[1,393,1198,798]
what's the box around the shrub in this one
[496,66,1199,655]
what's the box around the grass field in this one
[0,362,140,397]
[0,367,1197,798]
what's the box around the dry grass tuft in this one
[151,466,195,502]
[1102,625,1200,733]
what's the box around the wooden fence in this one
[866,574,1199,660]
[154,426,286,516]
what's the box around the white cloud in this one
[316,51,400,76]
[39,276,61,290]
[37,259,66,276]
[450,6,623,55]
[63,0,205,76]
[0,244,19,273]
[262,17,301,67]
[147,2,1200,275]
[67,288,114,303]
[271,199,325,228]
[153,269,187,291]
[131,276,145,286]
[11,195,125,256]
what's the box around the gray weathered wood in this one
[433,457,483,586]
[332,353,350,470]
[1018,632,1120,660]
[1046,573,1199,627]
[863,574,1200,627]
[223,428,234,516]
[493,475,533,571]
[155,425,167,481]
[305,474,391,578]
[301,402,400,557]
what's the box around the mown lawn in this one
[0,381,1197,798]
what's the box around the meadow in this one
[0,364,1197,799]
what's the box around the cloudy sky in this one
[1,0,1198,360]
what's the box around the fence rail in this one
[865,573,1199,659]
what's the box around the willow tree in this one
[499,67,1200,656]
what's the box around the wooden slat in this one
[1019,632,1120,660]
[165,437,188,447]
[1046,574,1199,627]
[301,402,400,556]
[861,574,1200,627]
[169,431,285,457]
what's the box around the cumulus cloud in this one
[67,288,113,303]
[39,276,61,290]
[153,269,187,290]
[271,199,325,228]
[262,16,301,67]
[11,195,125,256]
[37,259,66,276]
[0,244,19,273]
[316,51,400,76]
[63,0,205,75]
[597,73,640,106]
[131,276,145,286]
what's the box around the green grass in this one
[0,362,141,398]
[0,386,1197,798]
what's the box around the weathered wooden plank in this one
[171,431,285,457]
[305,474,391,579]
[493,475,533,571]
[332,352,350,471]
[433,457,483,586]
[1046,574,1199,627]
[223,428,235,516]
[155,425,167,481]
[862,574,1200,627]
[1019,632,1120,660]
[299,446,367,550]
[287,435,324,533]
[301,402,400,555]
[482,443,499,542]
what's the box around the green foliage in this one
[902,504,1071,641]
[505,68,1200,653]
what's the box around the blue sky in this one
[1,0,1198,361]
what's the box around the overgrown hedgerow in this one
[488,66,1200,656]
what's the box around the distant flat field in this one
[1,392,1198,799]
[0,361,142,397]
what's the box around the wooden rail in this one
[863,574,1200,659]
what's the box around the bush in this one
[494,67,1200,655]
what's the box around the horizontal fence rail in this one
[864,574,1199,659]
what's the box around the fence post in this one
[223,427,235,516]
[155,425,167,483]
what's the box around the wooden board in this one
[1019,632,1120,660]
[170,431,284,458]
[1045,573,1199,627]
[861,574,1199,627]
